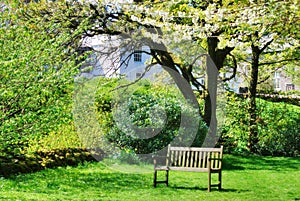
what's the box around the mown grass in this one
[0,154,299,201]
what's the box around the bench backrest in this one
[166,145,223,169]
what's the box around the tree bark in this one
[203,37,219,146]
[248,44,260,153]
[201,37,234,146]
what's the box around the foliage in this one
[221,93,300,156]
[21,0,300,152]
[0,4,81,158]
[257,99,300,156]
[220,93,250,154]
[26,123,83,153]
[1,0,299,165]
[0,147,101,177]
[95,78,208,155]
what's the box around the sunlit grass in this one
[0,155,299,201]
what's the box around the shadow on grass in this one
[170,186,245,193]
[5,163,150,192]
[0,148,104,178]
[223,154,300,171]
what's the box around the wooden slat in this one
[194,151,199,168]
[186,151,189,167]
[181,151,185,167]
[180,151,183,166]
[169,150,173,166]
[173,151,176,166]
[198,151,203,168]
[171,151,174,166]
[216,152,220,168]
[212,152,215,168]
[190,151,194,167]
[203,152,207,168]
[163,145,223,170]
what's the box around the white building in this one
[78,35,163,81]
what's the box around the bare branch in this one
[259,39,274,54]
[258,58,300,66]
[190,53,209,67]
[222,53,238,82]
[110,62,158,92]
[258,66,284,84]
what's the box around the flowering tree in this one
[15,0,300,151]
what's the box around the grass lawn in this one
[0,154,299,201]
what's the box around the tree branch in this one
[258,66,284,84]
[258,58,300,66]
[110,62,158,92]
[222,53,238,82]
[259,38,274,54]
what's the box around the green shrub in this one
[219,93,249,154]
[221,93,300,156]
[256,100,300,156]
[95,78,208,155]
[0,148,102,177]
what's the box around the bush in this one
[221,93,300,156]
[256,100,300,156]
[219,93,249,154]
[96,78,208,155]
[0,148,103,177]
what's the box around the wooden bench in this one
[153,145,223,192]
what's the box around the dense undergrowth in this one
[1,77,299,177]
[0,148,101,177]
[95,78,300,157]
[221,93,300,156]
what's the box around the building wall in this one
[119,46,163,80]
[274,71,300,92]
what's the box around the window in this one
[133,49,142,62]
[286,84,295,91]
[136,72,142,78]
[200,78,205,85]
[274,79,280,89]
[274,72,281,90]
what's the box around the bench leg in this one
[154,170,157,188]
[208,171,211,192]
[218,171,222,190]
[166,170,169,187]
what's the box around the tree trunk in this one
[248,44,260,153]
[202,37,219,146]
[205,37,234,126]
[149,37,233,147]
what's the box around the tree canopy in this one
[2,0,299,153]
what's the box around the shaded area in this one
[223,154,300,171]
[170,186,245,193]
[0,163,150,200]
[0,148,104,178]
[256,93,300,107]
